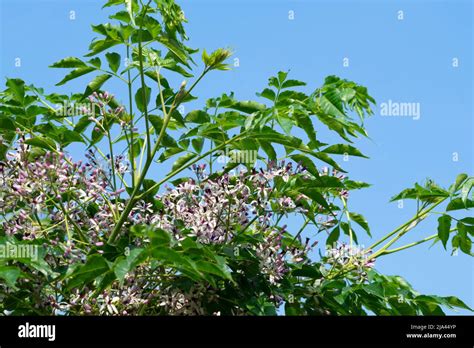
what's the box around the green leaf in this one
[88,57,101,69]
[257,88,276,101]
[281,79,306,89]
[442,296,472,311]
[289,154,320,178]
[276,114,293,134]
[349,212,371,237]
[114,248,145,283]
[341,222,357,244]
[6,78,25,103]
[277,71,289,84]
[149,114,163,132]
[67,254,110,290]
[105,52,121,73]
[258,140,277,160]
[195,260,233,281]
[285,302,302,315]
[363,282,385,299]
[322,144,368,158]
[185,110,210,124]
[172,153,196,171]
[294,112,317,146]
[0,116,16,131]
[390,180,450,203]
[74,116,92,133]
[49,56,87,68]
[170,109,186,128]
[83,74,112,97]
[56,66,96,86]
[344,180,371,190]
[126,0,136,26]
[313,113,353,142]
[249,128,307,154]
[0,266,21,289]
[302,187,330,209]
[460,178,474,205]
[158,35,191,67]
[90,127,105,147]
[277,90,307,105]
[326,226,340,246]
[319,94,345,118]
[313,152,345,172]
[145,70,170,88]
[147,227,171,247]
[450,173,468,193]
[135,86,151,113]
[57,129,84,146]
[456,222,472,255]
[227,100,266,114]
[460,217,474,226]
[390,188,418,201]
[150,248,197,272]
[86,38,121,57]
[192,138,204,153]
[109,10,132,23]
[437,215,452,249]
[158,147,184,162]
[202,48,232,70]
[24,137,56,150]
[103,0,125,8]
[446,198,474,211]
[292,265,321,278]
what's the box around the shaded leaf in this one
[437,215,451,249]
[105,52,121,73]
[83,74,112,97]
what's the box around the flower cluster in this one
[0,141,317,314]
[1,139,103,240]
[0,137,129,254]
[157,173,250,244]
[254,228,287,285]
[64,267,221,316]
[158,284,219,315]
[152,162,307,245]
[66,269,154,316]
[325,242,375,280]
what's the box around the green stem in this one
[107,70,210,244]
[107,110,171,244]
[126,44,136,188]
[137,27,152,160]
[106,128,117,191]
[341,197,353,247]
[377,228,457,256]
[155,67,167,119]
[328,198,448,279]
[368,198,446,251]
[370,199,447,259]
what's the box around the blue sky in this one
[1,0,472,314]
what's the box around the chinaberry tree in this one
[0,0,472,315]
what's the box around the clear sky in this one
[1,0,472,314]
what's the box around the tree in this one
[0,0,472,316]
